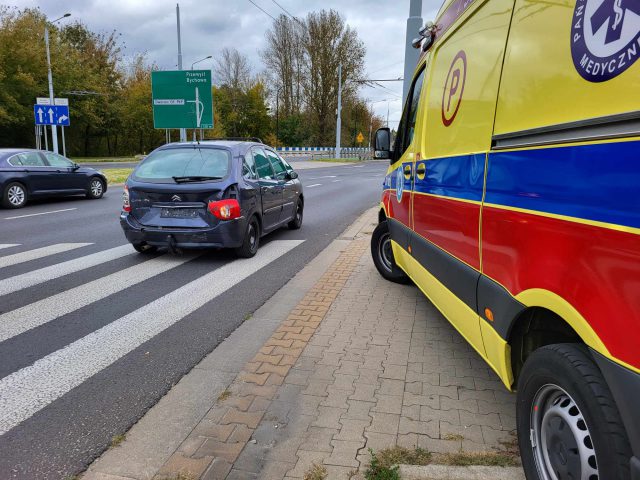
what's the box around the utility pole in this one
[335,64,342,159]
[403,0,423,103]
[275,88,280,148]
[176,3,187,142]
[44,14,70,153]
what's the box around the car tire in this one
[132,242,157,254]
[288,199,303,230]
[2,182,27,209]
[371,220,411,284]
[517,343,631,480]
[87,177,105,199]
[235,216,260,258]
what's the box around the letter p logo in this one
[441,50,467,127]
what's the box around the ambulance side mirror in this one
[374,128,391,161]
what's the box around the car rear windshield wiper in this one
[172,176,223,183]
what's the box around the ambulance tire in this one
[517,343,631,480]
[371,221,411,285]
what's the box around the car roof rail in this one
[206,137,263,143]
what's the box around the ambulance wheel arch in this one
[502,288,611,384]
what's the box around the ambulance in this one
[371,0,640,478]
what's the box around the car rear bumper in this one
[120,212,246,249]
[592,349,640,479]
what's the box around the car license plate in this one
[161,208,199,218]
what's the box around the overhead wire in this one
[247,0,277,21]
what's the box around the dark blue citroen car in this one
[120,139,304,257]
[0,148,107,208]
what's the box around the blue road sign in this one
[34,105,70,126]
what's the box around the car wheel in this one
[371,221,411,284]
[87,177,105,199]
[132,242,157,254]
[2,182,27,209]
[288,199,303,230]
[235,216,260,258]
[517,344,631,480]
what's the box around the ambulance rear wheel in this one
[517,344,631,480]
[371,221,410,284]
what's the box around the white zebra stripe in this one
[0,252,198,342]
[0,243,92,269]
[0,244,134,297]
[0,239,303,435]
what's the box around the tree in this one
[213,47,253,90]
[262,15,306,116]
[302,9,365,146]
[212,82,271,141]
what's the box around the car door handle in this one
[261,187,268,193]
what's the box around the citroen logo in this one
[171,194,182,202]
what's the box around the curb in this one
[399,465,525,480]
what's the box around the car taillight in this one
[208,199,240,220]
[123,185,131,213]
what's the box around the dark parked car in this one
[120,139,304,257]
[0,148,107,208]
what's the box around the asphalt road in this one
[0,160,388,479]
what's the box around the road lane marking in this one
[0,245,19,250]
[4,208,77,220]
[308,175,337,180]
[0,243,92,269]
[0,252,198,343]
[0,239,304,435]
[332,180,342,183]
[306,184,322,188]
[0,245,135,296]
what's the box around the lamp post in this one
[44,12,71,154]
[191,55,212,70]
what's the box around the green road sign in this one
[151,70,213,129]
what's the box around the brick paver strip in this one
[154,240,368,480]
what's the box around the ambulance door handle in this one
[416,163,426,181]
[403,164,413,180]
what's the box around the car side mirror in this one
[72,163,80,170]
[374,128,391,161]
[286,171,298,180]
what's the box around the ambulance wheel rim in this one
[378,232,393,272]
[531,384,598,480]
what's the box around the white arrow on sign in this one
[37,108,44,123]
[57,115,68,124]
[47,108,54,123]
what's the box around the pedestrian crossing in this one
[0,240,304,436]
[0,243,91,269]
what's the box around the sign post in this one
[151,70,213,134]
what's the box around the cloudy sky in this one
[8,0,441,133]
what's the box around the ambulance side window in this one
[393,67,425,161]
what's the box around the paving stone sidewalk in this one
[153,218,517,479]
[232,244,517,478]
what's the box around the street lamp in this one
[191,55,212,70]
[44,12,71,154]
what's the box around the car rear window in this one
[132,147,231,182]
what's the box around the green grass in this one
[432,451,520,466]
[110,434,126,448]
[104,168,133,185]
[364,447,431,480]
[303,463,328,480]
[363,444,520,478]
[71,156,140,163]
